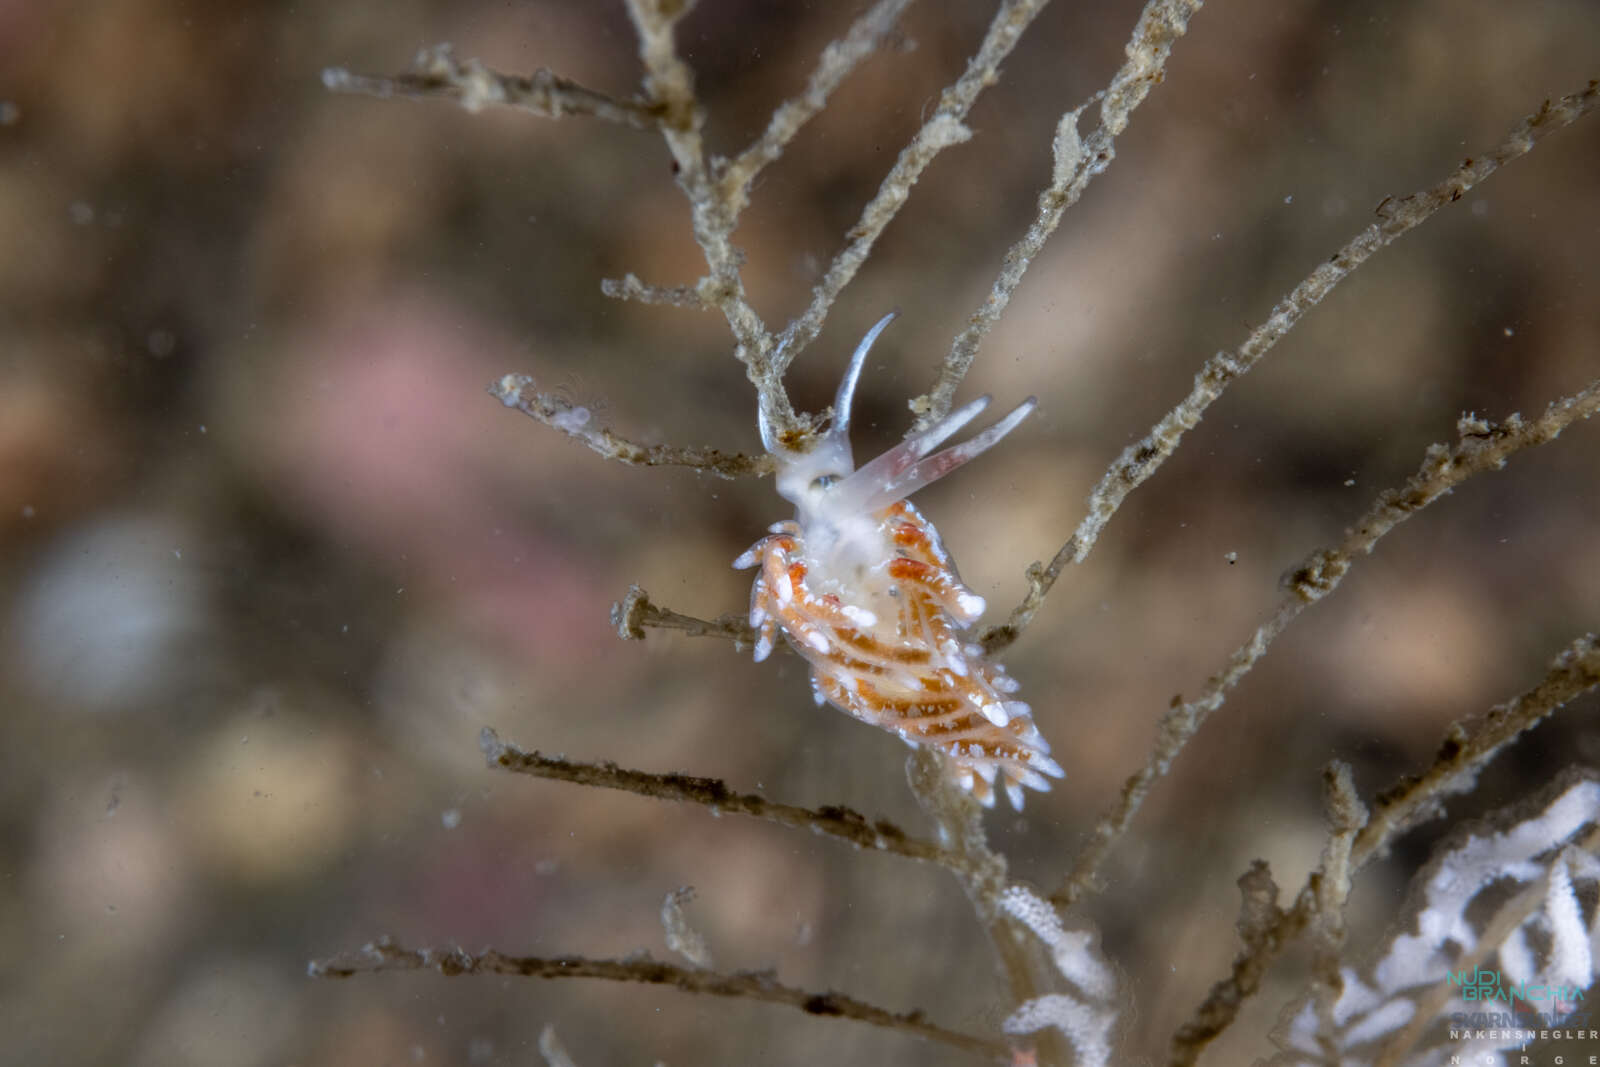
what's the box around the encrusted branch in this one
[623,0,700,130]
[776,0,1055,373]
[905,749,1008,923]
[1172,766,1368,1067]
[600,273,712,309]
[610,584,757,644]
[479,728,978,875]
[1352,632,1600,869]
[916,0,1204,426]
[983,77,1600,654]
[321,44,666,126]
[717,0,915,215]
[1167,860,1310,1067]
[617,1,927,441]
[1308,762,1366,1036]
[490,375,772,478]
[1165,631,1600,1064]
[309,937,1010,1062]
[622,0,785,432]
[905,749,1072,1066]
[1054,378,1600,909]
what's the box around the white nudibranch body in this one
[735,313,1062,810]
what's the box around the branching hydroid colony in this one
[315,2,1600,1064]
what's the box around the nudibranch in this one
[735,313,1063,809]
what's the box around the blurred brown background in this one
[1,1,1596,1064]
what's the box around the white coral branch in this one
[998,885,1120,1066]
[1269,774,1600,1067]
[1000,886,1116,1000]
[1004,994,1115,1066]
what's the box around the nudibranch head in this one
[760,312,1038,535]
